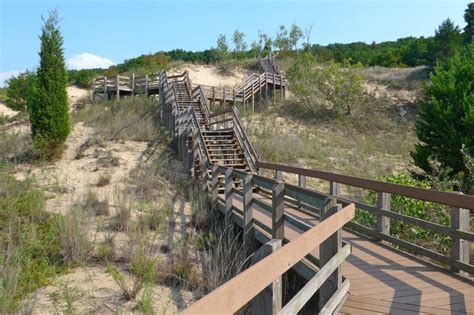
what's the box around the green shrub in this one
[4,70,36,112]
[412,45,474,193]
[287,53,364,116]
[0,169,66,313]
[28,11,70,159]
[354,173,451,254]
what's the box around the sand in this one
[0,101,19,117]
[169,63,251,88]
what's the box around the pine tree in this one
[464,2,474,44]
[29,10,70,159]
[429,19,462,66]
[411,45,474,193]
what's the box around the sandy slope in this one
[169,63,251,87]
[0,101,19,117]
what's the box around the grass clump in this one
[0,132,37,164]
[0,169,66,313]
[97,173,111,187]
[72,96,157,142]
[56,206,92,266]
[79,191,109,216]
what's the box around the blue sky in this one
[0,0,471,86]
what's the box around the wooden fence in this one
[257,161,474,276]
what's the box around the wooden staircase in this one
[160,71,256,184]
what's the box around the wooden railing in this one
[182,164,356,314]
[257,161,474,275]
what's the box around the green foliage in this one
[429,19,462,66]
[5,70,36,112]
[216,34,229,61]
[67,68,102,88]
[232,29,247,58]
[0,169,66,313]
[354,174,451,254]
[465,2,474,44]
[287,52,364,115]
[28,10,70,159]
[411,45,474,193]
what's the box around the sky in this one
[0,0,471,86]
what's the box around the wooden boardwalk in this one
[148,64,474,313]
[224,192,474,314]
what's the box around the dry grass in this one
[72,96,157,142]
[361,66,429,91]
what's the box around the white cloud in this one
[0,70,22,87]
[67,52,115,70]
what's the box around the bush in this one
[287,53,364,116]
[28,11,70,159]
[4,70,36,112]
[354,174,451,254]
[411,45,474,193]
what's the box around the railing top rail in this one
[257,161,474,209]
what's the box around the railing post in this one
[116,75,120,101]
[243,173,254,252]
[272,182,285,240]
[233,88,236,107]
[251,239,282,315]
[145,74,149,97]
[451,192,470,276]
[92,79,96,105]
[258,75,262,106]
[186,135,194,176]
[319,198,342,311]
[212,86,216,106]
[275,170,283,182]
[104,77,109,101]
[298,175,306,210]
[211,165,219,209]
[251,81,255,113]
[280,75,284,100]
[224,167,234,222]
[377,192,391,242]
[131,73,135,100]
[223,87,226,105]
[330,181,340,196]
[265,73,268,99]
[201,157,209,194]
[273,73,276,106]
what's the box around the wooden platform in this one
[222,192,474,314]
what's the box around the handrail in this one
[257,161,474,209]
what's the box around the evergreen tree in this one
[411,45,474,193]
[464,2,474,44]
[429,19,462,66]
[29,10,70,159]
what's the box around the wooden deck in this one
[223,192,474,314]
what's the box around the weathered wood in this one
[329,181,339,196]
[298,175,307,211]
[211,165,218,208]
[451,193,470,276]
[273,73,276,106]
[224,167,234,222]
[279,244,351,315]
[319,199,342,311]
[257,161,474,209]
[243,173,254,248]
[145,74,149,96]
[92,80,96,105]
[377,192,391,241]
[116,75,120,100]
[276,170,283,181]
[131,73,135,100]
[181,204,355,314]
[272,182,285,239]
[251,239,282,315]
